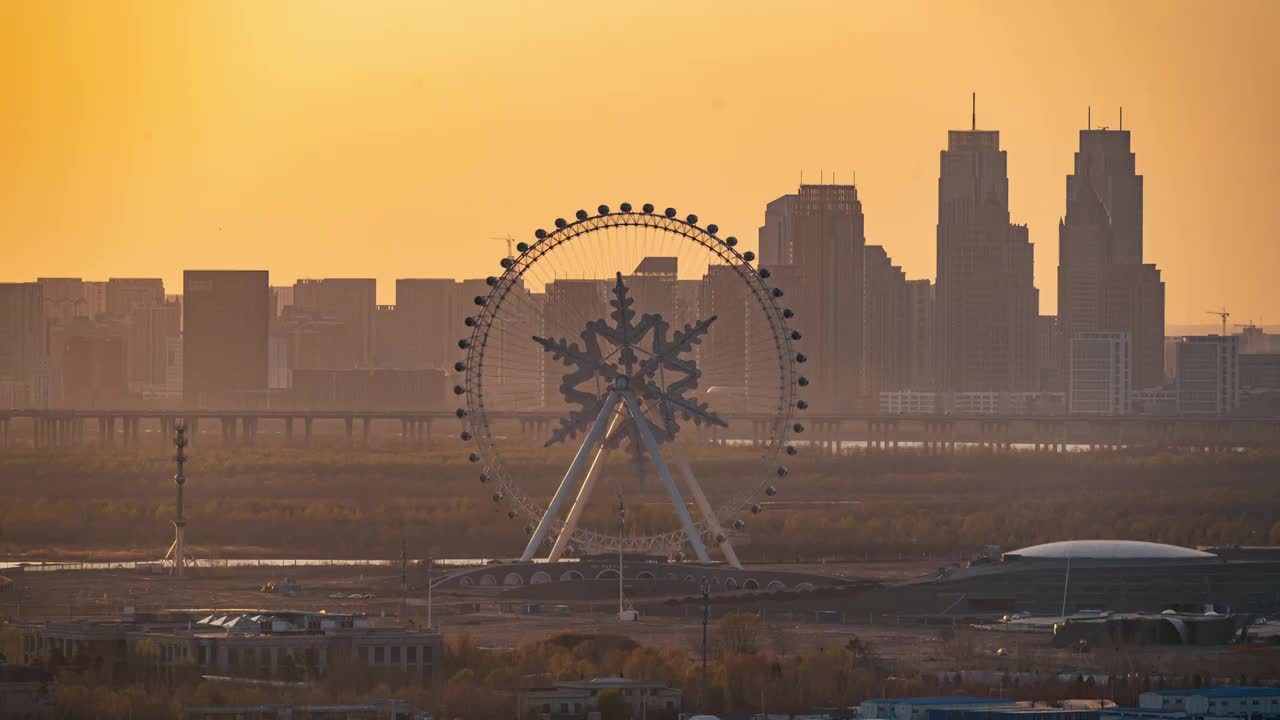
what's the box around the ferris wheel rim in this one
[457,204,802,554]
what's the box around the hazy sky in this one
[3,0,1277,323]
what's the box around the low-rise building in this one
[880,390,938,415]
[187,699,427,720]
[521,677,682,720]
[0,661,54,719]
[1136,687,1280,717]
[17,610,442,685]
[860,697,1017,720]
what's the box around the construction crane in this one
[489,234,516,260]
[1205,307,1230,335]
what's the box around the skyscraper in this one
[1058,123,1165,390]
[934,116,1038,393]
[903,279,936,390]
[759,184,865,410]
[862,245,907,396]
[183,270,270,406]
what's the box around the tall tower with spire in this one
[1058,116,1164,390]
[934,98,1038,392]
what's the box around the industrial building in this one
[187,699,428,720]
[1134,686,1280,718]
[521,677,682,720]
[830,540,1280,620]
[16,610,442,685]
[860,697,1019,720]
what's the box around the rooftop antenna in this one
[971,91,976,131]
[1119,106,1123,131]
[170,423,187,578]
[1088,106,1092,130]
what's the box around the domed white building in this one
[1003,540,1216,561]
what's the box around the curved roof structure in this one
[1005,540,1215,560]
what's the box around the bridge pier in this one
[304,417,313,447]
[362,417,371,446]
[827,420,840,455]
[344,417,354,446]
[284,417,295,445]
[243,417,257,446]
[1,416,10,449]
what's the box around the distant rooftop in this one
[1144,686,1280,698]
[1005,540,1215,561]
[632,257,678,276]
[876,697,1016,706]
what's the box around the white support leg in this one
[620,391,711,564]
[548,407,625,562]
[521,391,619,561]
[669,442,742,569]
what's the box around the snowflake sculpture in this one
[534,273,728,455]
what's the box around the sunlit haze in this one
[3,0,1278,322]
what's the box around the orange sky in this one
[3,0,1277,324]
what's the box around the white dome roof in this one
[1006,540,1215,560]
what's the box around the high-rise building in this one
[1036,315,1065,392]
[183,270,270,406]
[1176,335,1240,415]
[292,278,376,369]
[270,286,295,319]
[935,123,1038,393]
[699,264,748,396]
[903,279,935,390]
[0,283,47,394]
[83,281,108,319]
[862,245,906,396]
[61,330,129,408]
[105,278,164,320]
[759,184,865,410]
[126,302,182,392]
[1068,331,1131,415]
[1058,125,1165,390]
[37,278,89,325]
[395,279,457,370]
[542,279,608,411]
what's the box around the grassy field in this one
[1,446,1278,561]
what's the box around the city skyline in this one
[4,1,1279,324]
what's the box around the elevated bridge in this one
[0,408,1276,452]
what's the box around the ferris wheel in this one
[456,203,806,566]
